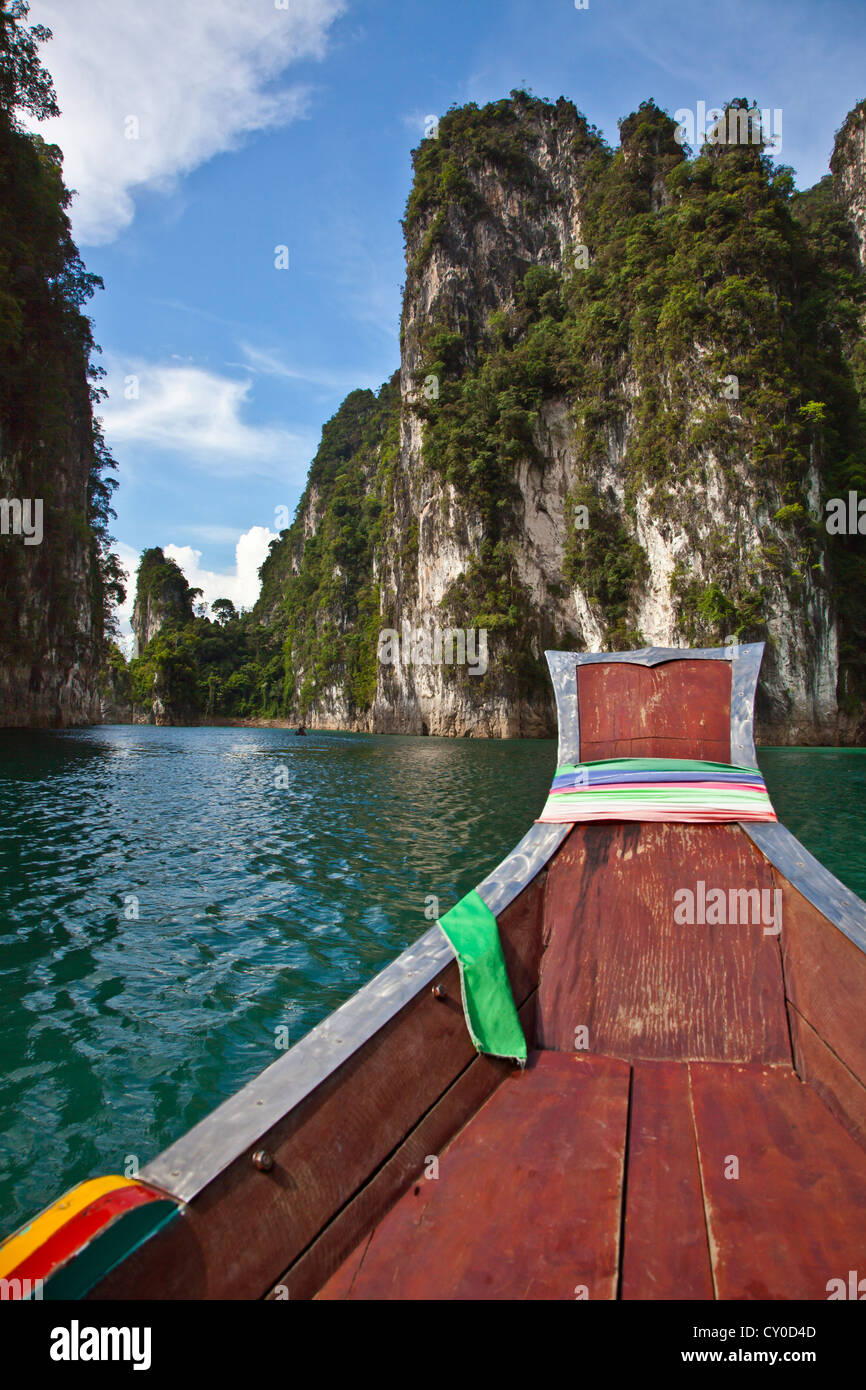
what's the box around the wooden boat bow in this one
[4,643,865,1300]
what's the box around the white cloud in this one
[99,360,317,478]
[165,527,278,613]
[28,0,347,244]
[113,541,141,654]
[112,526,277,651]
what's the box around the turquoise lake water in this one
[0,727,864,1237]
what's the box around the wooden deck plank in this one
[536,822,790,1063]
[620,1062,714,1301]
[691,1062,866,1300]
[316,1052,630,1301]
[787,1004,866,1151]
[266,1000,533,1300]
[780,877,866,1089]
[91,877,547,1301]
[304,1231,370,1301]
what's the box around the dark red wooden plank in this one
[621,1062,714,1300]
[317,1052,630,1301]
[91,957,480,1300]
[536,822,790,1063]
[577,660,732,763]
[304,1232,370,1301]
[691,1062,866,1300]
[497,867,547,1004]
[266,1001,534,1301]
[580,737,732,763]
[780,878,866,1089]
[787,1004,866,1152]
[91,872,548,1301]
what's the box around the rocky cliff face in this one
[131,548,196,658]
[258,93,866,743]
[121,549,198,723]
[832,100,866,269]
[0,409,102,728]
[0,115,118,728]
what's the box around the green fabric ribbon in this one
[437,889,527,1064]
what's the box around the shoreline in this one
[4,713,866,746]
[70,716,866,747]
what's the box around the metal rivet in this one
[253,1150,274,1172]
[432,985,446,1000]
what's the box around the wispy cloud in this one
[99,360,317,480]
[608,8,707,86]
[178,524,254,546]
[402,108,438,139]
[303,207,402,347]
[237,341,385,391]
[28,0,347,244]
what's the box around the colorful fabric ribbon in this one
[537,757,777,824]
[441,760,776,1064]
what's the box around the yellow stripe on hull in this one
[0,1177,138,1279]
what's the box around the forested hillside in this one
[123,92,866,740]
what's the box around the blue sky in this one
[26,0,866,643]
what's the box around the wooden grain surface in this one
[779,877,866,1089]
[90,872,547,1300]
[787,1004,866,1151]
[620,1062,714,1300]
[316,1051,630,1301]
[536,822,791,1062]
[691,1062,866,1300]
[577,660,731,763]
[265,1000,532,1300]
[496,867,547,1004]
[91,955,473,1299]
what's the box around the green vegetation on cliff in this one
[132,548,197,633]
[0,2,124,679]
[119,90,866,725]
[256,376,400,719]
[414,96,865,672]
[124,384,400,723]
[123,548,280,720]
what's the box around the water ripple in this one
[0,726,556,1234]
[0,729,863,1237]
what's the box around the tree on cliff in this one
[0,0,58,128]
[212,598,239,626]
[0,0,126,722]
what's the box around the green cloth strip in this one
[437,889,527,1064]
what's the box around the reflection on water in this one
[0,726,556,1234]
[0,727,862,1236]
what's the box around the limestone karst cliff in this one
[250,92,866,743]
[131,549,197,658]
[832,99,866,270]
[0,9,122,728]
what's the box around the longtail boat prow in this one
[3,643,866,1301]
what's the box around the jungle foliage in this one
[0,2,124,667]
[121,91,866,718]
